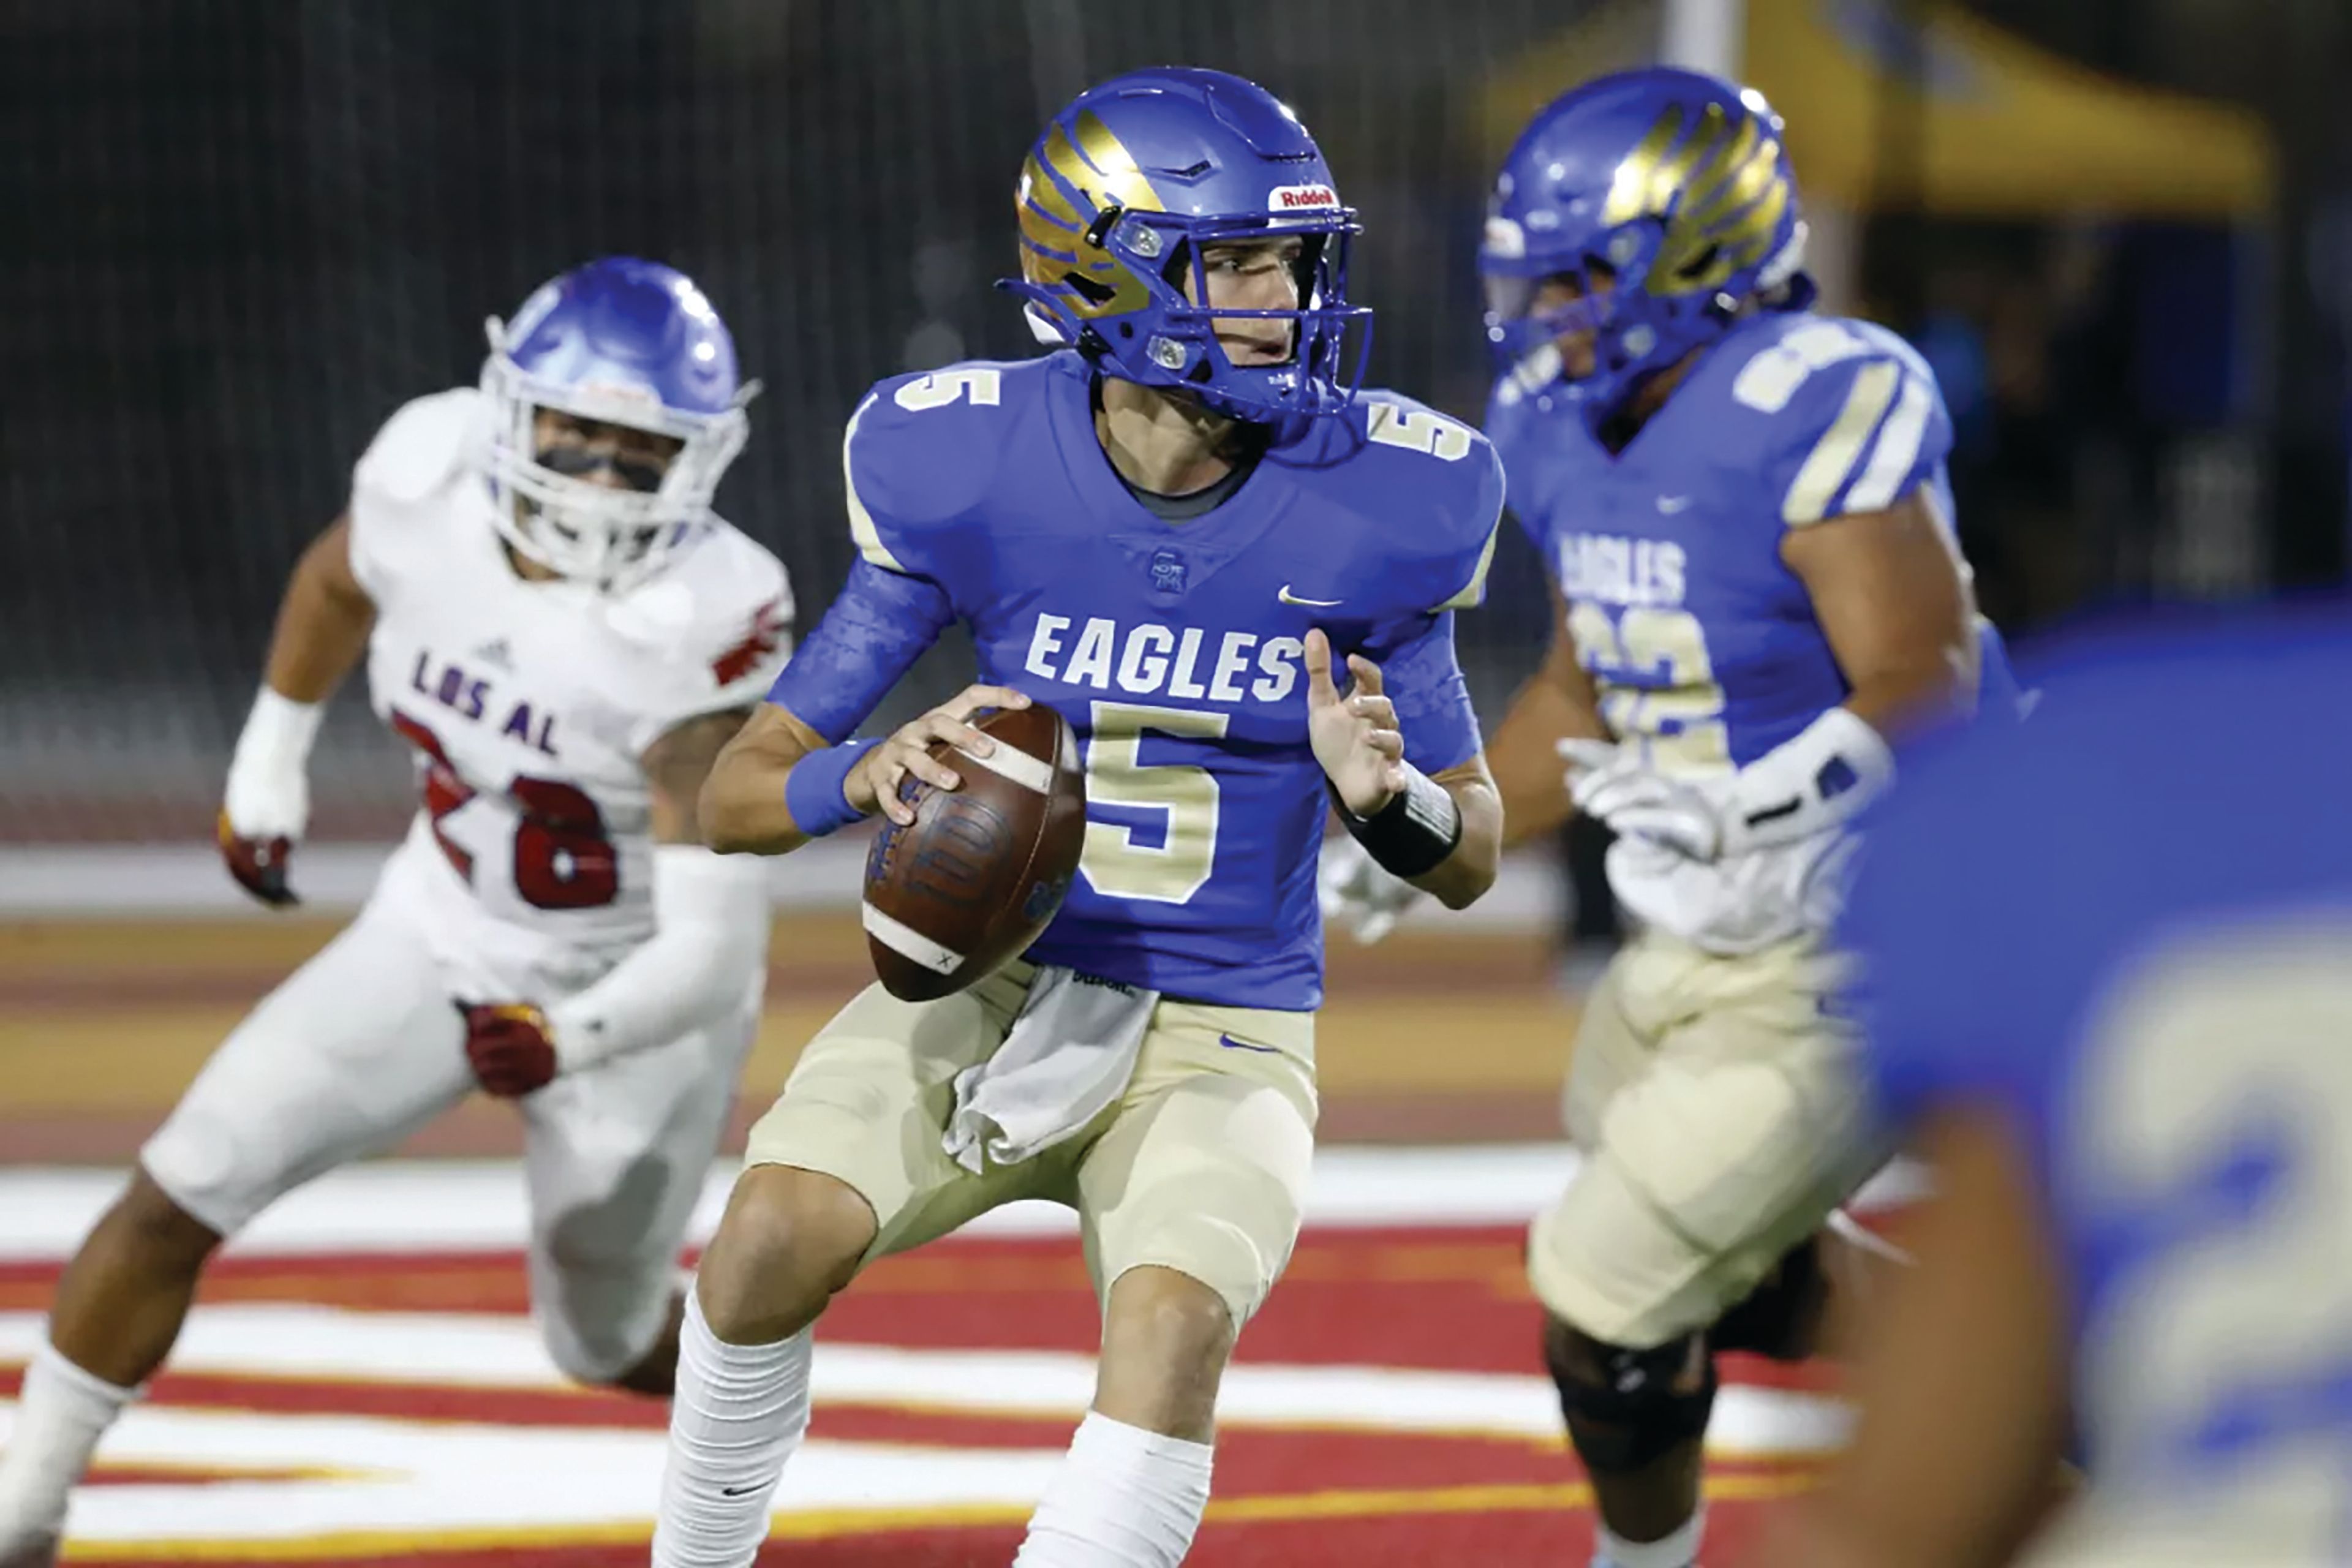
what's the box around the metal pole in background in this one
[1659,0,1746,77]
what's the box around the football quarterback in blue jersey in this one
[650,69,1504,1566]
[1324,68,1994,1568]
[1760,614,2352,1568]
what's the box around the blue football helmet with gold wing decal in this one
[1001,67,1371,423]
[1480,67,1813,429]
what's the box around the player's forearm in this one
[263,517,375,704]
[1790,489,1981,742]
[1801,1106,2071,1568]
[699,696,881,858]
[546,845,770,1069]
[703,564,948,856]
[1488,668,1608,851]
[1841,636,1978,739]
[700,718,828,857]
[1411,767,1501,908]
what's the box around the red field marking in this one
[6,1226,1853,1566]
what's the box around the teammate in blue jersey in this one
[1323,68,1996,1568]
[647,69,1503,1567]
[1757,613,2352,1568]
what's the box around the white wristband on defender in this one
[222,685,324,839]
[546,843,771,1074]
[1725,705,1895,854]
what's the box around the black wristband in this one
[1336,766,1462,880]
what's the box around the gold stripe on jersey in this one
[1434,522,1502,612]
[1782,361,1899,527]
[841,393,908,574]
[1843,369,1933,515]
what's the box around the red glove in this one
[457,1001,558,1097]
[217,810,299,908]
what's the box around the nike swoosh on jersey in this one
[1655,494,1694,513]
[1278,585,1343,606]
[1218,1033,1282,1054]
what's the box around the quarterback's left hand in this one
[1305,628,1408,817]
[457,1001,559,1098]
[1558,739,1732,862]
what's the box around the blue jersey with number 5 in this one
[770,350,1504,1011]
[1845,617,2352,1551]
[1488,309,1972,776]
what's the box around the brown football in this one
[862,704,1087,1002]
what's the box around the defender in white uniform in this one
[0,257,788,1566]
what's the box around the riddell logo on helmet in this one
[1268,184,1338,210]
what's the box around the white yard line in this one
[0,1148,1926,1262]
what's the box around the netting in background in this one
[1,0,1615,843]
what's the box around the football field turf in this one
[0,911,1895,1563]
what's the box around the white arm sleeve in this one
[545,844,771,1072]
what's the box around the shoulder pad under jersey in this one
[840,356,1055,579]
[606,519,797,752]
[1330,388,1508,612]
[1716,314,1953,529]
[352,388,482,510]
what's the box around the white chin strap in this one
[1023,302,1074,347]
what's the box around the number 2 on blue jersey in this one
[1568,602,1731,773]
[2070,919,2352,1540]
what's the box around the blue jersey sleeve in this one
[1437,439,1509,614]
[764,559,954,744]
[841,364,1021,589]
[1482,380,1536,552]
[1333,400,1501,774]
[1363,610,1480,774]
[1727,320,1954,529]
[1341,392,1509,617]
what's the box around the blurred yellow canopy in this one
[1483,0,2274,219]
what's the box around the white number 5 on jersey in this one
[894,368,1003,412]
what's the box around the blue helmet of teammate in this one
[478,256,756,590]
[1003,67,1371,423]
[1480,67,1812,426]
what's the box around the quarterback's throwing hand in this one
[850,684,1033,826]
[458,1001,559,1098]
[1305,628,1407,817]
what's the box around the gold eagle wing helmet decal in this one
[1600,96,1793,298]
[1016,111,1170,323]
